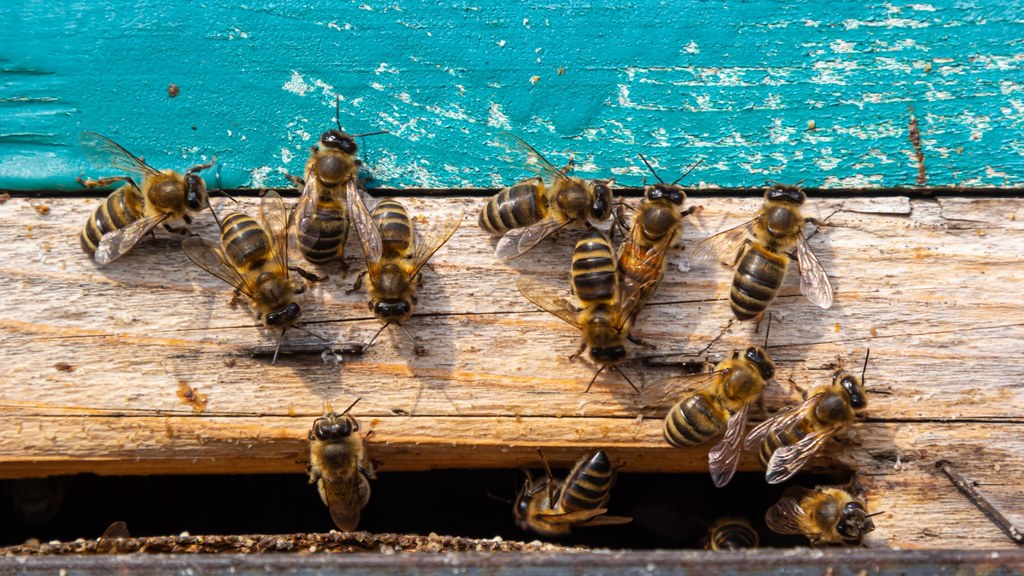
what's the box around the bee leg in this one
[307,468,321,485]
[786,376,809,400]
[229,289,243,308]
[730,239,750,267]
[284,172,305,188]
[76,175,136,189]
[568,341,587,362]
[560,155,576,175]
[346,271,368,294]
[290,266,326,294]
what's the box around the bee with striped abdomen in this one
[616,155,700,320]
[744,351,870,484]
[348,187,462,351]
[514,450,631,537]
[182,191,301,363]
[479,134,614,260]
[663,336,775,488]
[690,183,832,321]
[517,229,649,392]
[308,399,375,532]
[289,128,358,266]
[705,516,760,550]
[78,132,213,265]
[766,485,878,545]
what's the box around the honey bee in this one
[514,450,631,537]
[479,133,614,260]
[616,155,700,321]
[307,399,375,532]
[765,485,878,545]
[289,124,359,265]
[691,183,832,321]
[744,351,870,484]
[78,132,214,265]
[663,338,775,488]
[517,229,650,392]
[182,191,301,364]
[347,187,462,349]
[705,516,760,550]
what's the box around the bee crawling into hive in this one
[307,398,376,532]
[765,483,880,546]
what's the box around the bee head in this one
[743,346,775,380]
[320,130,358,155]
[372,300,413,324]
[765,185,806,205]
[837,500,875,544]
[646,184,685,207]
[591,345,627,365]
[589,180,614,222]
[835,371,867,410]
[184,173,208,211]
[266,302,301,329]
[310,412,359,441]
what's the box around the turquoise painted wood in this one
[2,0,1022,190]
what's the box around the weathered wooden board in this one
[2,1,1023,189]
[1,192,1023,549]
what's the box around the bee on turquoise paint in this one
[479,134,614,260]
[78,132,214,265]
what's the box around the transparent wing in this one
[616,273,661,332]
[347,182,383,265]
[742,393,823,452]
[494,217,571,261]
[764,496,808,535]
[291,176,322,248]
[410,208,463,276]
[260,190,290,272]
[708,402,750,488]
[765,425,840,484]
[579,514,633,527]
[322,476,365,532]
[80,132,160,179]
[646,370,720,407]
[516,275,580,328]
[796,231,834,309]
[496,132,569,183]
[687,217,757,267]
[535,508,631,527]
[94,214,166,265]
[182,236,254,298]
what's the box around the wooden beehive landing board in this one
[1,192,1023,550]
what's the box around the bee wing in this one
[291,176,322,249]
[347,181,383,266]
[409,209,464,277]
[708,402,750,488]
[796,231,834,309]
[617,273,661,331]
[535,508,628,526]
[765,425,840,485]
[93,214,167,265]
[516,275,581,329]
[80,132,160,179]
[647,370,721,406]
[578,513,634,527]
[764,496,809,535]
[494,217,571,261]
[742,393,823,452]
[321,477,366,532]
[496,132,570,183]
[182,236,254,298]
[687,217,757,267]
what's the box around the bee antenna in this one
[486,492,513,504]
[205,198,225,230]
[339,397,361,416]
[350,130,389,138]
[211,188,239,204]
[615,366,641,393]
[334,96,343,131]
[671,159,704,186]
[361,322,389,353]
[865,511,886,518]
[293,323,331,343]
[398,323,421,351]
[271,328,286,366]
[584,366,606,393]
[535,449,557,502]
[637,154,664,184]
[764,313,772,348]
[861,349,871,384]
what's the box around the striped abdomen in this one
[559,450,614,514]
[730,245,789,320]
[80,184,145,255]
[220,212,274,271]
[758,417,813,468]
[478,179,546,235]
[371,198,412,258]
[664,391,728,448]
[572,231,616,305]
[298,200,348,264]
[708,518,759,550]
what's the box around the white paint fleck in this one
[814,148,841,171]
[830,39,856,53]
[327,22,341,31]
[522,18,530,27]
[396,92,413,103]
[804,19,821,27]
[497,39,506,47]
[682,41,699,54]
[370,82,386,91]
[227,130,232,137]
[280,148,293,164]
[282,71,313,96]
[487,103,511,130]
[375,62,399,74]
[842,17,930,29]
[823,174,884,187]
[768,118,797,144]
[250,166,272,188]
[908,4,936,11]
[358,3,373,11]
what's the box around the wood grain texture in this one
[2,192,1023,549]
[2,1,1023,189]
